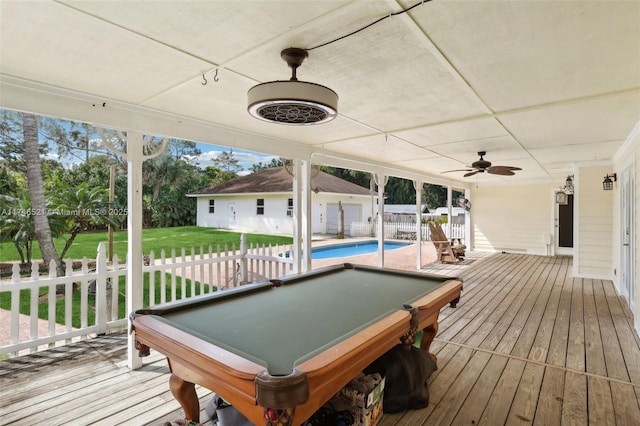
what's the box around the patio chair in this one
[428,221,466,263]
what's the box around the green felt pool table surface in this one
[143,263,455,375]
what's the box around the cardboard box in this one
[354,392,384,426]
[341,373,385,426]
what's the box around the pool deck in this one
[310,237,438,271]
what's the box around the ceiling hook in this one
[213,68,219,82]
[201,73,208,85]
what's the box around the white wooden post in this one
[464,188,471,248]
[292,159,302,274]
[96,242,107,335]
[414,180,423,270]
[127,131,144,370]
[301,160,313,273]
[239,233,248,282]
[374,174,388,268]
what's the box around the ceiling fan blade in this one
[441,168,473,174]
[464,170,480,177]
[488,169,516,176]
[488,165,521,172]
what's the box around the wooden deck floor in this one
[1,253,639,426]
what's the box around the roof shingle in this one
[191,167,371,196]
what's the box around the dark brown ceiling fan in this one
[442,151,522,177]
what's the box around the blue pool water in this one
[310,240,410,260]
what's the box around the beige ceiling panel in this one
[529,140,623,165]
[145,70,376,145]
[227,4,487,131]
[62,1,351,65]
[394,117,506,147]
[321,134,434,162]
[425,136,528,164]
[0,2,210,104]
[499,91,640,148]
[416,1,640,111]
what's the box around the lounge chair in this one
[428,221,466,263]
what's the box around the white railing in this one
[350,221,465,241]
[0,235,292,357]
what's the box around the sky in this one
[190,143,277,175]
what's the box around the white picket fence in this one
[0,235,293,357]
[350,221,465,241]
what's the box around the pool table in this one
[130,263,462,426]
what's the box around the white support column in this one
[446,185,453,239]
[464,188,472,249]
[414,180,423,270]
[301,160,313,273]
[127,131,144,370]
[374,174,388,268]
[291,160,303,274]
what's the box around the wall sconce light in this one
[602,173,616,191]
[562,175,574,194]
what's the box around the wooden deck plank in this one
[533,367,564,426]
[561,371,587,425]
[546,267,575,367]
[566,277,586,372]
[593,279,631,382]
[476,256,545,351]
[422,350,492,425]
[478,358,527,425]
[495,259,555,356]
[587,375,616,425]
[1,253,639,426]
[450,353,509,425]
[602,279,640,386]
[609,381,640,425]
[527,257,569,363]
[439,256,538,347]
[505,362,545,425]
[510,259,561,359]
[583,278,608,377]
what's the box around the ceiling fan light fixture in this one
[247,48,338,125]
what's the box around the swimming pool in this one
[311,240,410,259]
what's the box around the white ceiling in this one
[1,0,639,188]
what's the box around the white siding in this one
[471,184,553,255]
[575,165,614,278]
[196,193,372,236]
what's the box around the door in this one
[555,193,574,255]
[312,203,323,234]
[228,203,236,229]
[620,166,635,310]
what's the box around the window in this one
[286,198,293,216]
[208,199,215,214]
[257,198,264,215]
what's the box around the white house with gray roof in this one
[188,167,376,236]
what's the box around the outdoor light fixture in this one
[248,48,338,125]
[603,173,617,190]
[561,175,574,194]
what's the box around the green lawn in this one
[0,226,293,329]
[0,226,293,263]
[0,272,205,329]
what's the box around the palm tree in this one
[23,113,62,273]
[51,184,118,260]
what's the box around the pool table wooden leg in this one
[169,373,200,423]
[420,322,439,365]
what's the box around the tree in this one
[212,149,243,174]
[22,112,63,273]
[51,184,118,260]
[250,157,285,172]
